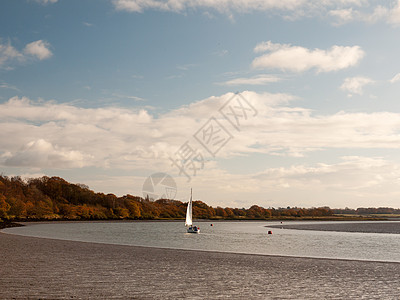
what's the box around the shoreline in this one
[1,232,400,299]
[0,216,390,228]
[0,221,24,230]
[2,226,400,298]
[4,220,400,264]
[4,229,400,265]
[0,214,388,225]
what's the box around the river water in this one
[4,220,400,262]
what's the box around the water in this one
[4,220,400,262]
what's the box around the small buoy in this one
[268,230,273,234]
[210,224,213,226]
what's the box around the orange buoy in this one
[268,230,273,234]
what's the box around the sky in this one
[2,0,400,209]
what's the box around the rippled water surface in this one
[4,220,400,262]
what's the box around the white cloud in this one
[4,139,90,168]
[388,0,400,25]
[0,96,167,170]
[217,75,281,86]
[252,41,365,73]
[0,40,24,67]
[390,73,400,83]
[340,76,374,96]
[329,5,390,25]
[0,39,52,69]
[254,41,291,53]
[365,5,389,24]
[24,40,53,60]
[326,2,400,26]
[329,8,356,24]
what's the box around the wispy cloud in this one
[390,73,400,83]
[327,2,400,26]
[112,0,400,29]
[214,49,229,57]
[249,155,400,206]
[0,81,20,92]
[217,75,281,86]
[252,41,365,73]
[254,156,394,191]
[112,0,395,26]
[112,0,305,13]
[176,64,197,71]
[112,93,146,101]
[34,0,58,4]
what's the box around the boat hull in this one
[187,227,200,234]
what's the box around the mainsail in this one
[185,189,193,227]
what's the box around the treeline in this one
[333,207,400,215]
[0,175,335,221]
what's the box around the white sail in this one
[185,189,193,227]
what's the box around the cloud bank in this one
[2,91,400,171]
[3,92,400,207]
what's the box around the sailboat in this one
[185,189,200,233]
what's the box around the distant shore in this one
[0,214,387,225]
[0,215,389,231]
[1,224,400,298]
[268,220,400,234]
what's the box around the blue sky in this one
[2,0,400,208]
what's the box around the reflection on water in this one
[4,221,400,262]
